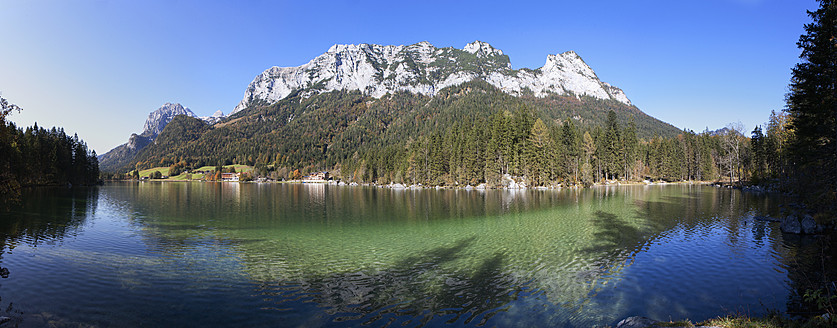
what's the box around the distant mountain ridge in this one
[141,103,196,137]
[98,103,195,172]
[100,41,682,174]
[233,41,631,115]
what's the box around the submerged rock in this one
[781,214,826,235]
[801,214,822,234]
[615,316,721,328]
[781,215,802,234]
[616,316,658,328]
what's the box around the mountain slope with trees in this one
[112,80,727,188]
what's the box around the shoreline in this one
[106,178,716,190]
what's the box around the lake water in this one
[0,183,810,327]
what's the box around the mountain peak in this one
[232,42,633,114]
[142,103,196,137]
[543,51,596,78]
[463,40,503,57]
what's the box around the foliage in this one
[804,288,837,321]
[785,0,837,212]
[115,81,681,177]
[0,96,99,209]
[114,81,734,186]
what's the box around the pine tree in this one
[766,110,791,179]
[562,119,581,185]
[603,111,622,180]
[751,126,767,180]
[623,118,639,181]
[785,0,837,208]
[526,118,551,186]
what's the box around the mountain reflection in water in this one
[0,183,816,327]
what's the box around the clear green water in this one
[0,183,804,327]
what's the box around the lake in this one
[0,182,811,327]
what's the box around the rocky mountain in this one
[141,103,197,137]
[98,103,198,172]
[102,41,682,175]
[232,41,631,115]
[200,110,226,124]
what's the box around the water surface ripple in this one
[0,183,813,327]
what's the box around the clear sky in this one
[0,0,818,154]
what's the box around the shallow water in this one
[0,183,806,327]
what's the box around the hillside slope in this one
[125,80,678,174]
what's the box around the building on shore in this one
[303,172,329,182]
[221,172,240,182]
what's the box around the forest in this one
[0,97,100,207]
[116,80,695,184]
[117,103,758,190]
[107,0,835,217]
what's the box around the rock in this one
[0,316,9,325]
[232,41,632,115]
[390,183,405,189]
[507,180,519,189]
[801,215,818,234]
[780,214,825,235]
[142,103,198,137]
[616,316,659,328]
[781,215,802,234]
[615,316,721,328]
[0,267,8,278]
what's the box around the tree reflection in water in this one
[0,187,99,326]
[255,236,520,327]
[1,183,817,327]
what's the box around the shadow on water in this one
[780,233,837,318]
[257,236,517,327]
[579,186,812,324]
[0,187,98,247]
[0,187,99,326]
[87,183,811,327]
[582,211,645,256]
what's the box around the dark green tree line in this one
[1,96,99,208]
[785,0,837,210]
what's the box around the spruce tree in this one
[623,118,639,181]
[562,120,581,184]
[603,111,622,180]
[785,0,837,208]
[526,118,551,186]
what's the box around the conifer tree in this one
[526,118,551,186]
[603,111,622,180]
[562,119,581,184]
[623,118,639,180]
[785,0,837,208]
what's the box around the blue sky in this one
[0,0,817,153]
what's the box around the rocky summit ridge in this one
[142,103,197,138]
[232,41,631,114]
[99,102,211,172]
